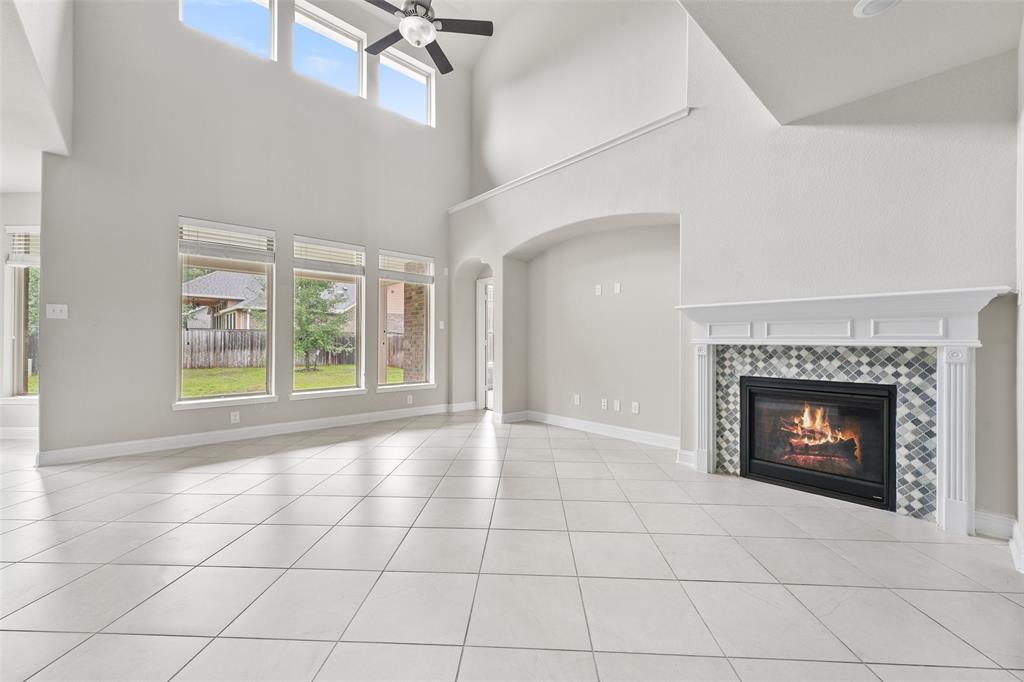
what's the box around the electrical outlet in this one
[631,402,640,414]
[45,303,69,319]
[230,411,240,424]
[613,399,621,412]
[594,284,602,296]
[601,398,608,410]
[573,393,581,406]
[613,282,622,294]
[439,320,445,330]
[406,395,414,405]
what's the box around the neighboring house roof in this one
[183,271,357,315]
[182,270,265,302]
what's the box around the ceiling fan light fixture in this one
[852,0,901,18]
[399,14,437,47]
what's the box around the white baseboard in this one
[974,510,1016,541]
[448,401,478,413]
[1010,522,1024,573]
[0,426,38,440]
[496,411,529,424]
[38,403,469,467]
[525,411,679,450]
[676,449,697,466]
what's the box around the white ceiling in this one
[1,0,67,193]
[681,0,1024,124]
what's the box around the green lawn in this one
[26,373,38,395]
[180,365,406,398]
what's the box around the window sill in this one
[375,382,436,394]
[172,395,279,411]
[289,388,367,401]
[0,395,38,405]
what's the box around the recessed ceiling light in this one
[853,0,901,18]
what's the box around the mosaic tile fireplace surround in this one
[679,287,1009,535]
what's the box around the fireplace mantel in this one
[676,286,1011,536]
[676,286,1010,347]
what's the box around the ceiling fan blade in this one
[366,30,403,55]
[363,0,402,16]
[434,18,493,36]
[426,40,453,74]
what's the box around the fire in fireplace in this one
[740,377,896,510]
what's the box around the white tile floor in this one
[1,413,1022,681]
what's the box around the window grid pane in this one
[180,0,272,59]
[379,53,431,125]
[378,252,433,277]
[379,279,430,386]
[293,9,361,96]
[293,272,362,392]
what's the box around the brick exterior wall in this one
[402,283,428,383]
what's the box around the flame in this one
[780,403,861,462]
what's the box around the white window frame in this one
[379,49,436,127]
[293,0,367,98]
[175,217,278,410]
[291,236,367,398]
[179,0,278,62]
[376,249,435,391]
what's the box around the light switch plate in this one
[613,399,621,412]
[594,284,602,296]
[439,320,445,330]
[601,398,608,410]
[573,393,581,406]
[46,304,69,319]
[614,282,622,294]
[631,402,640,414]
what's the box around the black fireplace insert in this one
[740,376,896,510]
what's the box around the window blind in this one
[178,217,275,263]
[294,236,365,276]
[379,250,434,284]
[5,226,40,268]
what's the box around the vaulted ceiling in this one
[681,0,1024,124]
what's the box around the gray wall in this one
[526,224,680,436]
[470,1,688,194]
[40,0,470,451]
[976,295,1018,517]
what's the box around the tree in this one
[293,278,350,371]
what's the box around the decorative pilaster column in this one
[694,344,717,474]
[936,345,976,535]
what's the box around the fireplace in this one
[740,376,897,510]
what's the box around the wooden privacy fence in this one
[182,329,358,368]
[384,332,404,368]
[182,329,267,369]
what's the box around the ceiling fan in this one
[362,0,493,75]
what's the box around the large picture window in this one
[178,218,276,402]
[293,237,365,394]
[378,251,433,387]
[180,0,276,60]
[5,227,40,396]
[293,0,365,97]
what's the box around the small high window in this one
[293,0,365,97]
[178,218,276,402]
[379,50,435,126]
[293,237,366,393]
[378,251,434,387]
[180,0,276,60]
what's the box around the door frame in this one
[475,277,494,410]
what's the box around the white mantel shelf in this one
[677,286,1010,348]
[677,285,1011,537]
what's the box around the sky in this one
[182,0,430,124]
